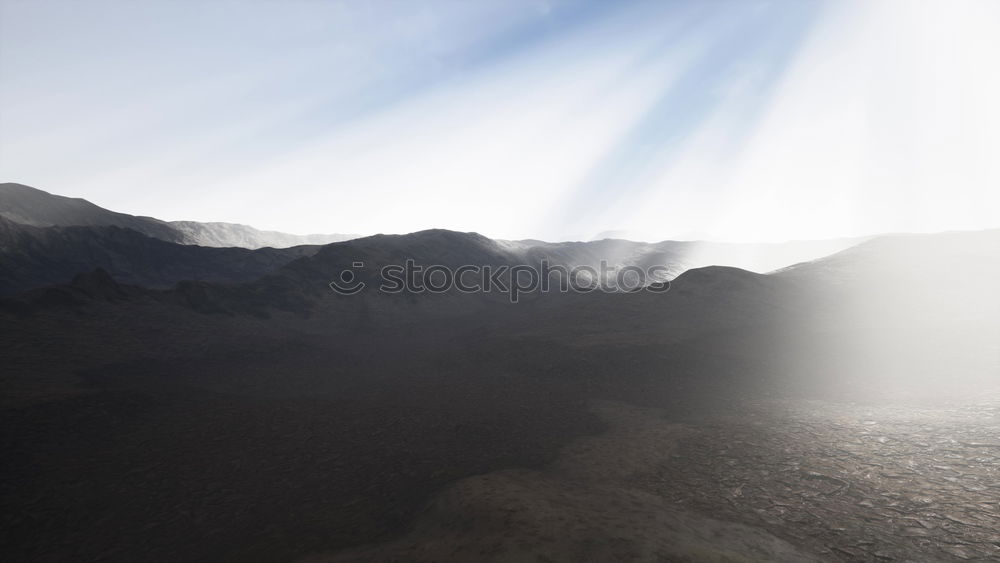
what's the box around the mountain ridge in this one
[0,182,356,249]
[0,215,321,296]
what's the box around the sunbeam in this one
[2,0,996,241]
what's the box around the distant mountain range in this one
[0,182,870,297]
[0,183,357,249]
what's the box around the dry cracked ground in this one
[653,396,1000,561]
[304,396,1000,562]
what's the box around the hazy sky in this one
[1,0,998,242]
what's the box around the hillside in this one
[0,183,355,249]
[2,228,998,561]
[0,215,319,295]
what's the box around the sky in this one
[1,0,998,242]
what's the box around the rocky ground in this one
[654,396,1000,561]
[305,402,821,562]
[303,395,1000,562]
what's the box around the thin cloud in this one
[0,0,996,241]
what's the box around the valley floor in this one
[5,362,1000,562]
[307,396,1000,562]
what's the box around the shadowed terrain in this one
[0,216,322,295]
[2,227,999,561]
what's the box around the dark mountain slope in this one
[270,229,517,292]
[0,182,183,242]
[0,215,319,295]
[0,183,355,249]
